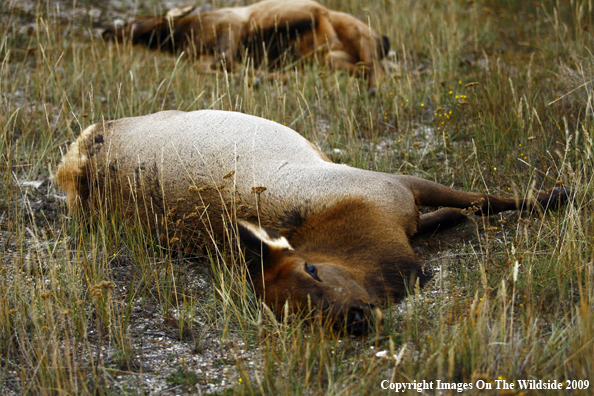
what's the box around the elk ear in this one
[236,220,293,268]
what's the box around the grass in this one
[0,0,593,394]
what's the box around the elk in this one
[56,110,568,334]
[102,0,390,92]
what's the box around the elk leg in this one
[313,12,339,50]
[326,50,358,72]
[396,175,570,215]
[216,27,241,71]
[418,208,465,234]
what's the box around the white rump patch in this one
[238,220,293,250]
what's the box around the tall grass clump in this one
[0,0,592,394]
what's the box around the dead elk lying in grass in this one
[56,110,568,334]
[102,0,390,92]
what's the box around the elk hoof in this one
[538,186,572,209]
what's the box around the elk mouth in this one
[330,302,383,336]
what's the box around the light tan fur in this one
[57,110,568,334]
[56,125,96,211]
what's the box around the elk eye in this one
[305,264,321,282]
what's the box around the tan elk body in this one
[57,110,567,334]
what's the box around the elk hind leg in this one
[397,175,569,216]
[313,12,339,50]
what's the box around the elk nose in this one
[345,307,368,336]
[344,303,383,335]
